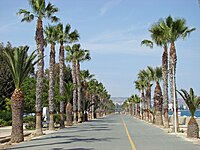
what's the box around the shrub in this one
[0,111,11,121]
[23,115,36,130]
[54,114,66,125]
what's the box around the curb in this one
[0,133,31,144]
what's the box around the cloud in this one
[99,0,122,16]
[81,26,161,55]
[0,21,19,33]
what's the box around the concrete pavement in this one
[2,114,200,150]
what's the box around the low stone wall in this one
[168,116,200,130]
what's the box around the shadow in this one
[52,148,94,150]
[7,137,118,150]
[32,135,79,141]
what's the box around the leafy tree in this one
[22,77,36,113]
[0,42,15,111]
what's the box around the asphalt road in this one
[7,114,200,150]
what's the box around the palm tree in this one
[80,70,94,121]
[66,44,80,124]
[135,75,146,119]
[64,82,74,126]
[177,88,200,138]
[17,0,59,135]
[75,49,91,122]
[134,94,141,117]
[138,67,154,121]
[44,25,58,130]
[57,23,79,128]
[4,46,38,143]
[142,22,170,127]
[164,16,195,131]
[153,66,163,126]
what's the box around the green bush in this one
[23,115,36,130]
[0,119,12,127]
[0,111,11,121]
[0,111,12,127]
[54,114,66,125]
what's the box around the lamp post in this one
[173,65,177,133]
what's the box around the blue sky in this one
[0,0,200,99]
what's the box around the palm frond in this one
[141,39,153,48]
[177,88,196,117]
[4,46,39,89]
[194,96,200,109]
[17,9,34,22]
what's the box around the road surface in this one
[7,114,200,150]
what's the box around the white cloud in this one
[99,0,122,16]
[0,21,19,32]
[81,26,161,55]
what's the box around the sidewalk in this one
[0,126,57,150]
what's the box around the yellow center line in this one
[121,116,136,150]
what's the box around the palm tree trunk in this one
[48,44,55,131]
[154,82,163,126]
[187,117,199,138]
[59,43,65,128]
[170,42,179,132]
[11,89,24,143]
[76,60,82,123]
[72,58,77,124]
[91,95,95,119]
[146,85,151,121]
[60,101,65,128]
[65,102,73,126]
[162,46,169,128]
[35,18,44,136]
[141,91,145,120]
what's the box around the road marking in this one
[122,117,136,150]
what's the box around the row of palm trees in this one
[3,0,113,143]
[122,15,200,138]
[123,66,163,125]
[141,15,195,131]
[44,23,79,130]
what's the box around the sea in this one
[168,110,200,118]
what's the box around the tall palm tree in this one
[133,94,141,117]
[88,79,99,119]
[17,0,59,135]
[57,23,79,128]
[66,44,80,124]
[4,46,38,143]
[177,88,200,138]
[153,66,163,126]
[164,16,195,131]
[138,67,155,121]
[135,75,147,119]
[142,22,170,127]
[44,25,57,131]
[80,70,94,121]
[75,49,91,122]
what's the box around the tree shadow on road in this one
[53,148,94,150]
[7,137,119,150]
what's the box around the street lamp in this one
[173,65,177,133]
